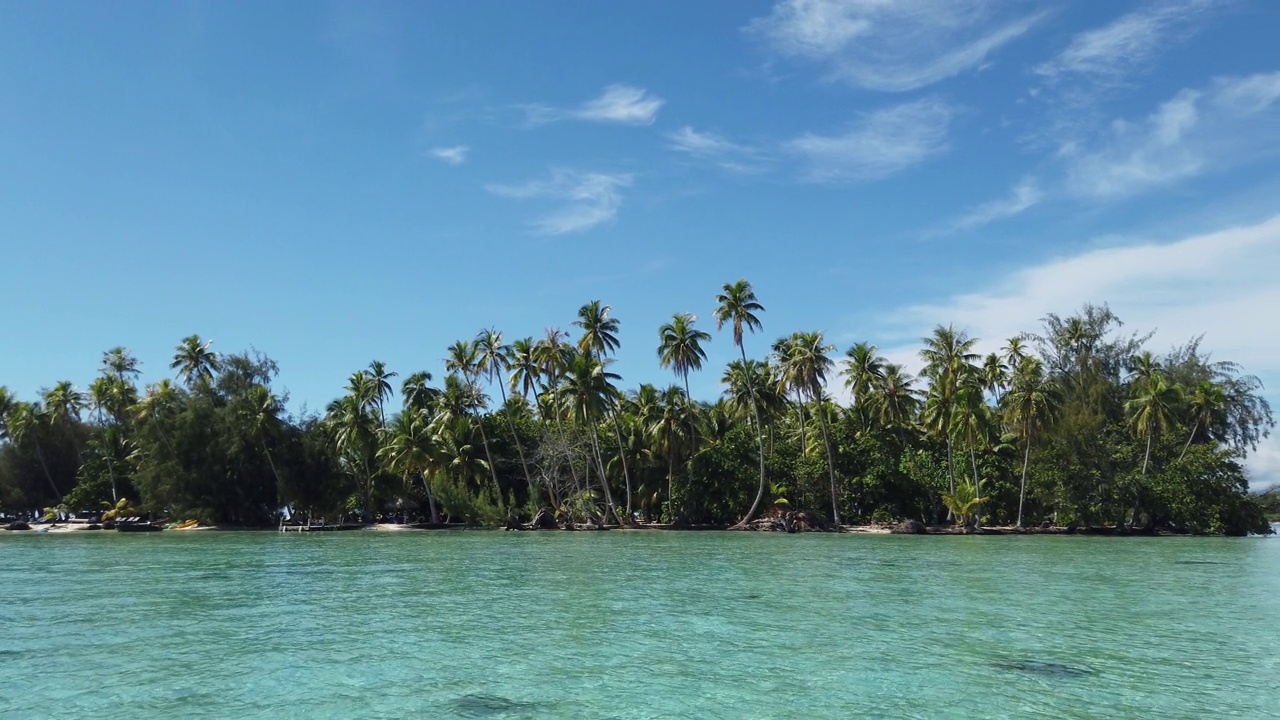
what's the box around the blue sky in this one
[2,1,1278,486]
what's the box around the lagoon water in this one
[2,530,1278,719]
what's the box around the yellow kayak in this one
[173,519,199,530]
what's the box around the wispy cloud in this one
[786,98,952,182]
[873,215,1280,487]
[428,145,469,165]
[1035,0,1219,85]
[667,126,768,174]
[521,84,665,126]
[1064,72,1280,199]
[746,0,1045,92]
[943,177,1043,232]
[485,170,634,235]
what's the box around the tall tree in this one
[171,335,221,387]
[477,328,535,503]
[713,279,769,526]
[445,340,504,512]
[1003,357,1058,528]
[919,324,979,498]
[779,331,841,525]
[572,302,634,520]
[657,313,711,518]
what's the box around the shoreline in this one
[5,521,1274,537]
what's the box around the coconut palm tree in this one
[477,328,535,501]
[1124,371,1183,525]
[651,384,690,519]
[367,360,398,427]
[171,335,221,387]
[445,340,503,512]
[325,393,379,522]
[42,381,86,427]
[657,313,711,512]
[506,337,541,405]
[869,363,921,433]
[100,347,141,382]
[981,352,1009,403]
[842,342,886,413]
[1180,381,1227,461]
[572,302,635,520]
[400,372,439,416]
[241,384,286,491]
[919,324,979,497]
[1003,357,1059,527]
[779,331,841,525]
[713,279,769,526]
[6,401,61,501]
[380,410,441,523]
[951,377,995,526]
[560,353,623,523]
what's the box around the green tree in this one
[713,279,769,526]
[657,312,711,516]
[171,335,221,387]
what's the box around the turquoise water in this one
[2,530,1277,719]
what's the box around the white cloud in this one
[786,98,952,182]
[428,145,469,165]
[1035,0,1218,84]
[667,126,767,174]
[1065,73,1280,199]
[522,84,664,126]
[873,215,1280,489]
[945,177,1043,232]
[746,0,1045,92]
[485,170,634,235]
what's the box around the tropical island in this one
[1,284,1274,536]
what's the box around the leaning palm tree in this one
[445,340,504,512]
[657,313,711,516]
[781,331,841,525]
[325,393,379,522]
[366,360,398,427]
[572,302,635,520]
[1124,371,1183,526]
[713,279,769,526]
[951,378,996,526]
[477,328,535,501]
[1002,357,1059,528]
[241,384,286,490]
[380,411,441,523]
[1180,380,1227,461]
[560,353,624,524]
[171,335,221,387]
[6,401,61,501]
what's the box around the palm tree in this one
[657,313,711,517]
[100,347,141,382]
[380,411,441,523]
[842,342,886,413]
[560,353,623,524]
[919,324,979,498]
[477,328,535,503]
[445,340,504,512]
[981,352,1009,403]
[171,335,221,387]
[779,331,841,525]
[1180,381,1227,461]
[572,302,635,520]
[651,384,690,518]
[1124,371,1183,525]
[951,377,995,526]
[869,364,920,433]
[401,372,439,416]
[367,360,398,427]
[7,401,61,501]
[325,393,379,522]
[43,381,86,427]
[242,384,286,490]
[1003,357,1059,527]
[713,279,769,526]
[507,337,541,404]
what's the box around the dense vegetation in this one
[0,287,1273,535]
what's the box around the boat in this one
[171,519,198,530]
[117,522,163,533]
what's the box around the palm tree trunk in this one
[589,426,621,525]
[1178,422,1197,463]
[33,438,61,502]
[495,374,535,504]
[262,442,283,491]
[682,374,697,520]
[969,444,981,527]
[667,446,675,521]
[1017,427,1032,528]
[423,474,440,524]
[795,392,808,457]
[815,399,840,526]
[1133,426,1153,527]
[470,396,505,513]
[609,410,633,522]
[736,344,769,528]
